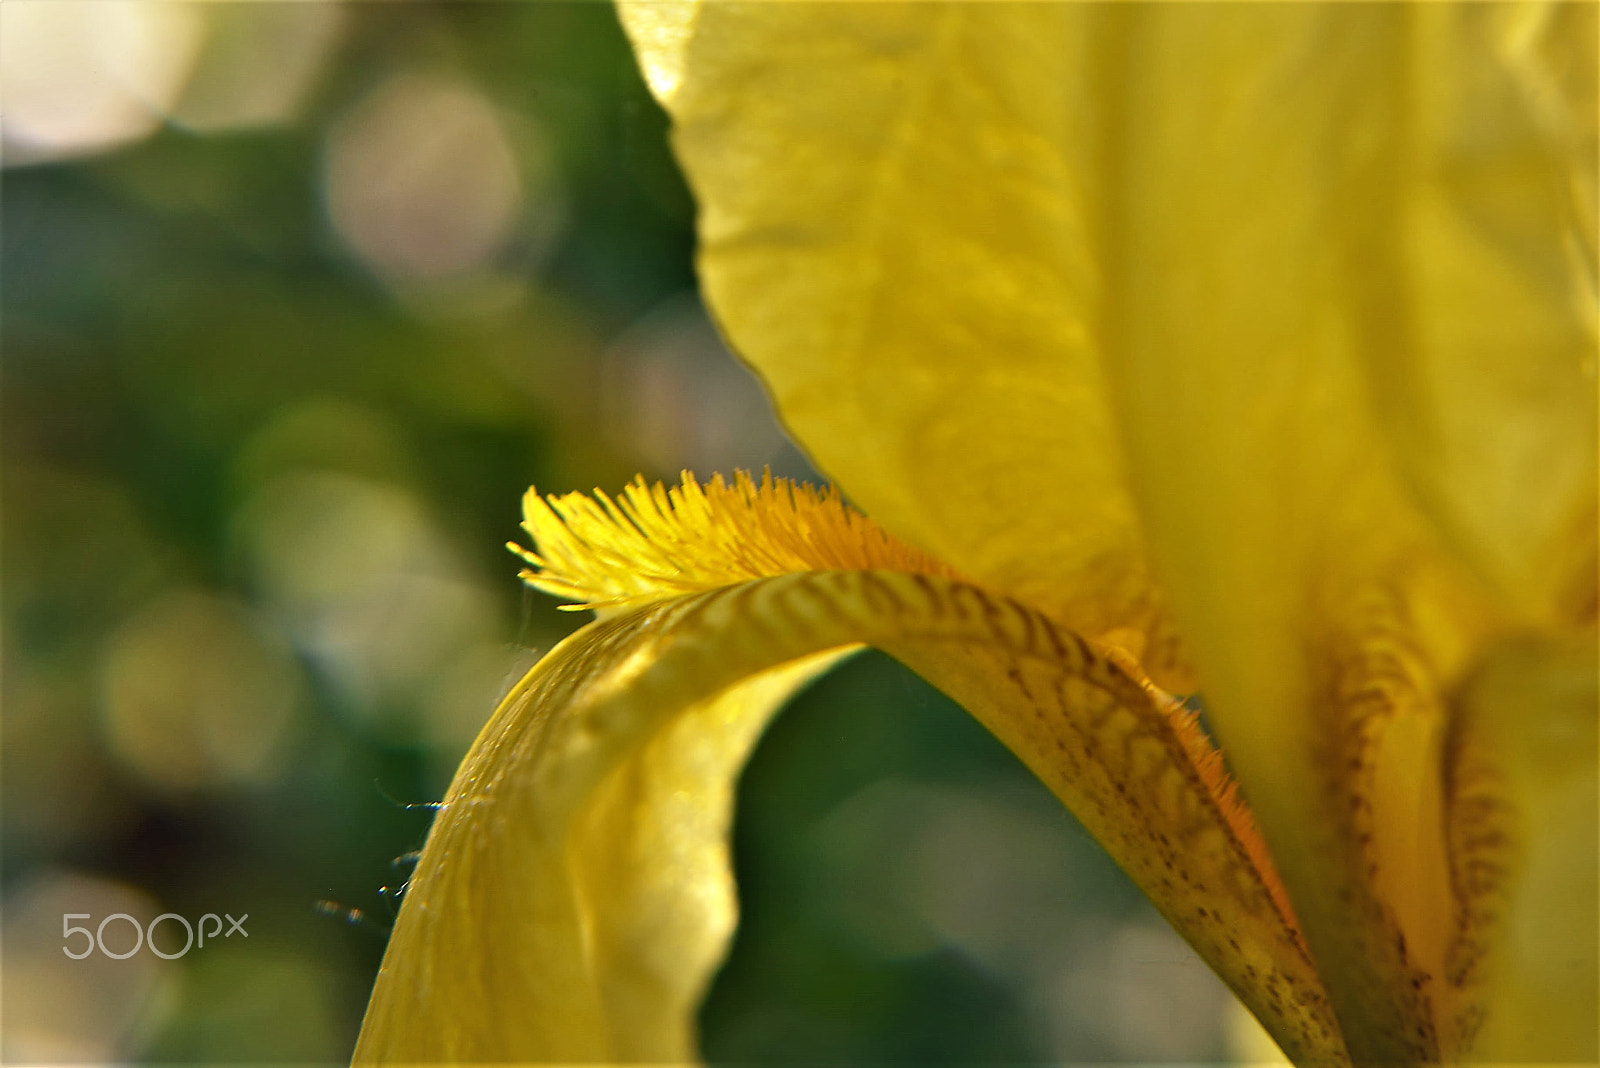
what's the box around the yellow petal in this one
[624,5,1596,1062]
[352,597,850,1061]
[1093,7,1595,1060]
[1381,3,1598,627]
[617,0,696,105]
[1445,634,1598,1062]
[353,476,1346,1063]
[619,3,1188,686]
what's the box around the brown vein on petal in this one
[1439,696,1513,1057]
[855,577,1344,1065]
[1305,581,1450,1063]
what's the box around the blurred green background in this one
[2,3,1245,1062]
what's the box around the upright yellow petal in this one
[621,4,1597,1063]
[619,3,1190,686]
[1385,3,1598,626]
[1095,6,1595,1059]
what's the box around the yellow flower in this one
[353,4,1596,1065]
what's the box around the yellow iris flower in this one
[353,4,1596,1064]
